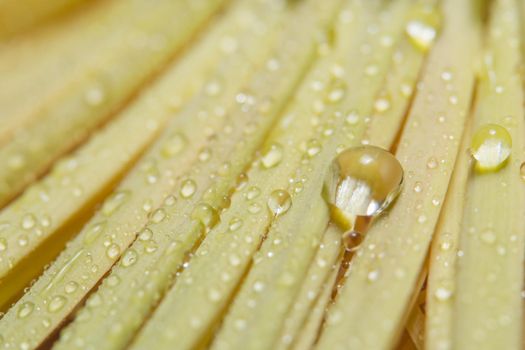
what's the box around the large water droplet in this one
[323,145,403,230]
[470,124,512,172]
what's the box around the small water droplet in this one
[48,295,67,312]
[102,191,129,216]
[106,244,121,259]
[342,230,363,252]
[246,186,261,200]
[367,269,380,282]
[121,249,138,267]
[267,190,292,217]
[84,84,106,106]
[162,133,186,158]
[434,287,453,301]
[405,5,441,51]
[150,208,167,223]
[306,139,322,158]
[427,157,438,169]
[21,214,36,230]
[520,162,525,181]
[248,203,262,214]
[180,179,197,198]
[64,281,79,294]
[374,96,391,113]
[229,218,243,231]
[261,143,283,169]
[470,124,512,172]
[17,302,34,318]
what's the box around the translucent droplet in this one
[180,179,197,198]
[191,203,218,229]
[0,238,6,252]
[261,143,283,169]
[150,208,167,223]
[84,84,106,106]
[48,295,67,312]
[18,302,34,319]
[374,96,391,113]
[470,124,512,172]
[434,287,453,301]
[342,230,363,252]
[162,133,186,158]
[138,228,153,241]
[323,145,403,230]
[405,5,441,52]
[106,244,121,259]
[306,139,322,158]
[246,186,261,200]
[229,218,243,231]
[520,162,525,181]
[267,190,292,217]
[64,281,79,294]
[121,249,138,267]
[21,214,36,230]
[102,191,129,216]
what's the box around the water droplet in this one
[83,222,105,244]
[306,139,322,157]
[229,218,243,231]
[150,208,167,223]
[367,269,380,282]
[84,84,106,106]
[323,146,404,231]
[64,281,79,294]
[102,191,129,216]
[138,228,153,241]
[106,244,121,259]
[245,186,261,200]
[18,235,28,247]
[405,5,441,51]
[427,157,438,169]
[48,295,67,312]
[248,203,262,214]
[229,254,241,266]
[413,181,423,193]
[191,204,218,229]
[121,249,138,267]
[162,133,186,157]
[480,228,496,245]
[8,153,25,169]
[345,111,360,125]
[198,148,211,162]
[342,230,363,252]
[180,179,197,198]
[374,96,391,113]
[267,190,292,217]
[261,143,283,169]
[434,287,453,301]
[470,124,512,172]
[21,214,36,230]
[17,302,34,318]
[520,162,525,181]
